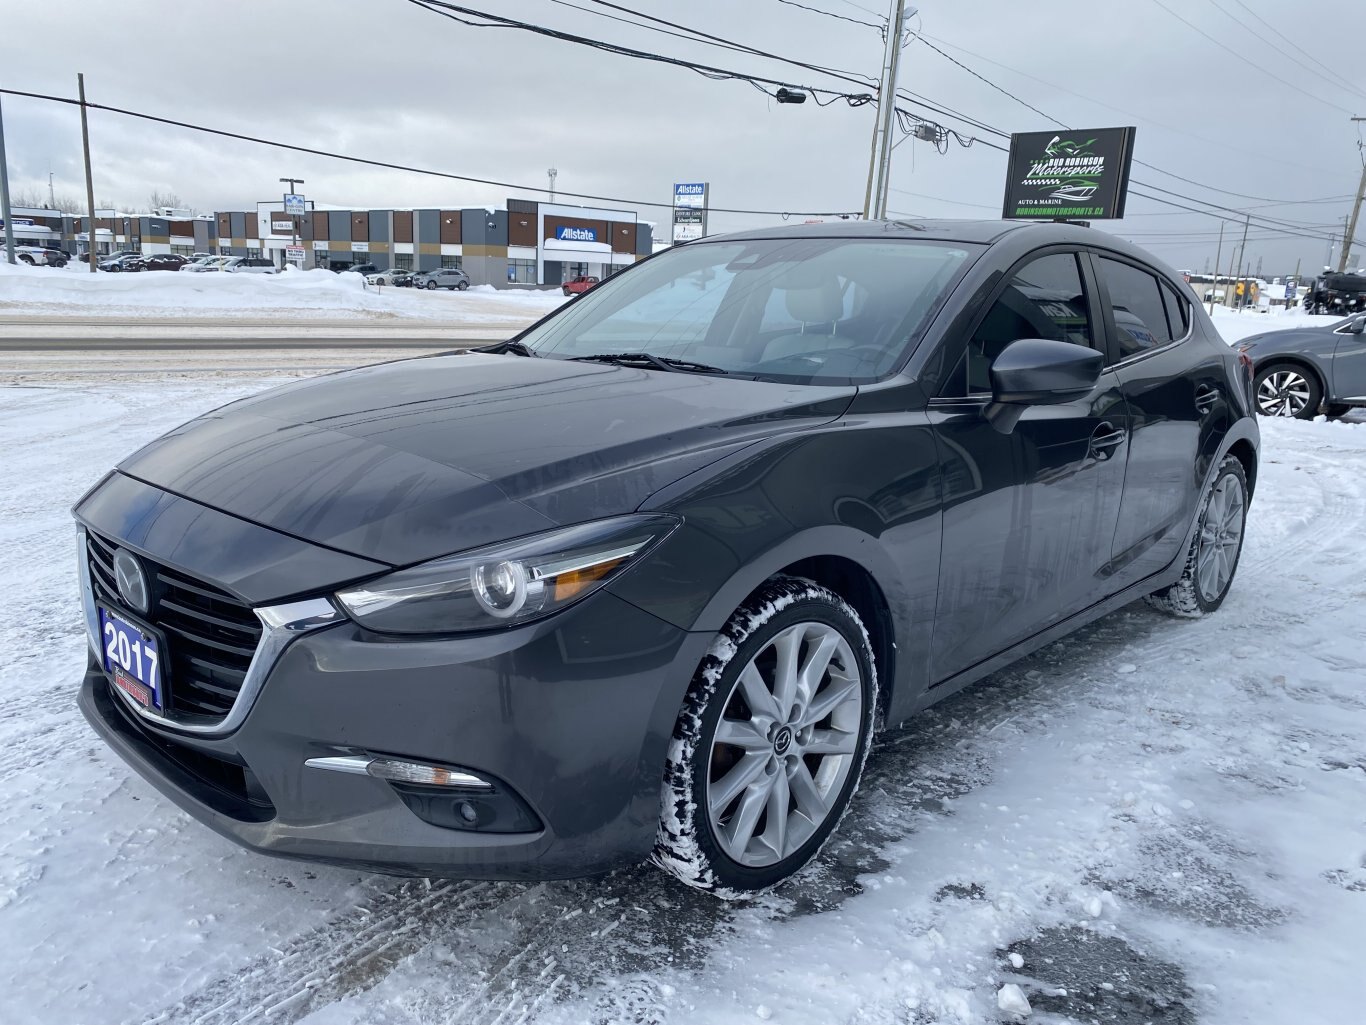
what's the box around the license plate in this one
[98,605,163,711]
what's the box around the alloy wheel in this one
[1256,370,1311,417]
[1195,473,1245,602]
[705,621,862,868]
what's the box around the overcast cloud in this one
[3,0,1363,273]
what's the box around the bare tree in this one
[146,190,188,213]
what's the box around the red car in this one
[562,275,599,297]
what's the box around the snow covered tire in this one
[1145,456,1248,618]
[651,576,878,898]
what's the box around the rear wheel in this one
[1254,363,1321,419]
[1146,456,1248,618]
[653,577,877,897]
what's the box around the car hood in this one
[118,353,855,566]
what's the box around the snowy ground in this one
[0,260,566,324]
[2,329,1364,1024]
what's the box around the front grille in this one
[86,529,262,721]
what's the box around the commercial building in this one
[217,197,652,286]
[5,197,653,288]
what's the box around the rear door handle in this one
[1089,422,1127,460]
[1195,383,1219,415]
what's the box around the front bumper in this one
[80,586,708,879]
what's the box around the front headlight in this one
[335,514,679,634]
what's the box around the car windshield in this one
[519,237,978,384]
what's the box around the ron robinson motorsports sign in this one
[1002,127,1136,220]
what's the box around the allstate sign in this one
[556,226,597,243]
[674,182,706,209]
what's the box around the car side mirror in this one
[1350,318,1365,334]
[985,338,1104,434]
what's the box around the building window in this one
[171,244,195,257]
[246,247,262,258]
[441,255,463,269]
[394,253,413,270]
[508,258,536,284]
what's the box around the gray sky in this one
[4,0,1364,274]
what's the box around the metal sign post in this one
[281,179,306,268]
[0,94,15,265]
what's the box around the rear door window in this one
[1096,257,1173,358]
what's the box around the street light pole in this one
[548,167,557,204]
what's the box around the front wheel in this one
[1146,456,1248,618]
[653,577,877,897]
[425,280,437,290]
[1254,363,1321,419]
[456,280,469,291]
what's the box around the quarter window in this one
[1096,257,1173,358]
[942,252,1095,396]
[1159,280,1190,340]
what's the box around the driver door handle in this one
[1089,422,1127,460]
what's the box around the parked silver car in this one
[411,267,471,291]
[182,256,232,273]
[1237,313,1366,418]
[220,257,279,274]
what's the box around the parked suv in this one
[1237,312,1366,418]
[1303,271,1366,315]
[412,267,471,291]
[75,220,1258,897]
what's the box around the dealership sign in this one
[271,220,294,232]
[555,226,598,243]
[283,193,307,217]
[673,181,709,243]
[1001,127,1136,220]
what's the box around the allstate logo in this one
[556,227,597,242]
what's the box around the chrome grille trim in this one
[78,526,341,737]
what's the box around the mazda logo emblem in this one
[773,726,793,756]
[113,549,150,615]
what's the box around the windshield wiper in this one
[567,352,729,375]
[477,338,538,357]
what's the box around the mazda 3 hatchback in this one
[76,220,1259,897]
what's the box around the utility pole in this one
[280,176,304,270]
[1233,213,1250,309]
[862,2,913,219]
[78,74,98,271]
[1208,220,1224,316]
[0,94,15,265]
[1340,118,1366,272]
[547,167,557,204]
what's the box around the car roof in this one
[702,217,1166,261]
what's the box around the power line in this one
[917,38,1064,127]
[771,0,884,31]
[0,86,861,218]
[1198,0,1366,102]
[568,0,879,86]
[404,0,876,104]
[1143,0,1355,115]
[1223,0,1366,97]
[915,36,1346,208]
[918,34,1342,179]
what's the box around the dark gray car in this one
[1237,312,1366,418]
[74,220,1259,897]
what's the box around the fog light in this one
[458,801,479,824]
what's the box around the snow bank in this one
[0,260,566,323]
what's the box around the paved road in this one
[0,314,526,381]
